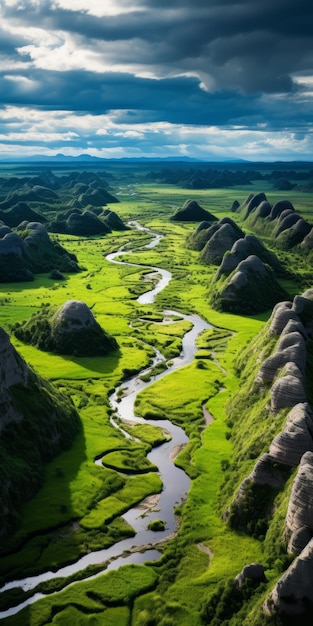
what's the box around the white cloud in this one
[0,105,313,161]
[51,0,141,17]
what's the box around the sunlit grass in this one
[1,177,312,624]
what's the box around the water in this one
[0,222,212,618]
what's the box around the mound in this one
[0,202,45,227]
[78,186,119,207]
[212,255,289,314]
[170,199,216,222]
[66,211,111,236]
[237,192,313,249]
[14,300,118,357]
[0,221,79,282]
[102,209,128,230]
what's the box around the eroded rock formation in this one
[0,221,79,281]
[266,538,313,615]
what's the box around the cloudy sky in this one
[0,0,312,161]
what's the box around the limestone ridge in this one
[53,209,112,236]
[49,208,128,236]
[233,192,313,250]
[216,234,285,279]
[0,327,80,539]
[0,221,80,282]
[186,216,243,254]
[186,217,289,313]
[227,290,313,616]
[14,300,119,356]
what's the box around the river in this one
[0,223,212,619]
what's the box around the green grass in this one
[1,178,313,625]
[2,564,158,626]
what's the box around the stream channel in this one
[0,222,212,619]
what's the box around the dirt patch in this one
[202,404,214,426]
[136,493,161,511]
[169,443,186,462]
[197,542,214,559]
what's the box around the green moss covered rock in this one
[14,300,118,356]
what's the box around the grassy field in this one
[1,174,313,625]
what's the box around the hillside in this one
[0,328,80,540]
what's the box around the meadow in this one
[0,166,312,625]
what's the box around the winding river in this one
[0,223,212,619]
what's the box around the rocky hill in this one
[210,254,289,314]
[13,300,119,357]
[170,199,217,222]
[218,290,313,620]
[233,192,313,251]
[0,327,80,539]
[187,217,244,262]
[0,221,80,282]
[187,219,289,314]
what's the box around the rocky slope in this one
[224,290,313,618]
[0,328,80,539]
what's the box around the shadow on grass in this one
[58,348,122,375]
[0,413,87,625]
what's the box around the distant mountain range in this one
[0,153,248,164]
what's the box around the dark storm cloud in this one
[0,64,312,133]
[3,0,313,95]
[0,0,312,162]
[0,27,28,57]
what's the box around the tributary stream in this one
[0,223,212,619]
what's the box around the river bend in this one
[0,223,211,619]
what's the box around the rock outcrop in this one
[266,537,313,615]
[102,209,128,230]
[78,186,118,208]
[0,221,80,282]
[14,300,118,357]
[270,367,307,412]
[235,563,267,588]
[65,210,112,236]
[239,192,267,220]
[256,331,306,384]
[186,221,220,251]
[269,404,313,467]
[0,201,45,227]
[286,452,313,541]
